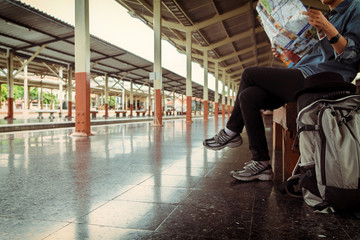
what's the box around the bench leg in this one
[49,113,55,120]
[273,122,282,151]
[282,129,300,181]
[38,113,43,120]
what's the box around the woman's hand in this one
[302,9,338,39]
[272,48,281,58]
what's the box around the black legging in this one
[226,66,305,161]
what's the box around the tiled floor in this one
[0,116,359,240]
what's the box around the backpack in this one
[281,92,360,213]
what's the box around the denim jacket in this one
[294,0,360,82]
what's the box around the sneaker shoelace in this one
[214,130,231,143]
[245,160,268,173]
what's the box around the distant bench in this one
[176,111,185,115]
[115,110,127,117]
[90,110,98,118]
[136,110,146,117]
[36,110,60,120]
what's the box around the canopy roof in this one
[0,0,216,99]
[115,0,328,83]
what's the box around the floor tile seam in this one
[63,221,156,232]
[41,222,74,240]
[335,220,352,239]
[106,173,157,202]
[201,163,218,178]
[0,215,74,224]
[108,198,183,206]
[152,187,197,232]
[248,194,256,240]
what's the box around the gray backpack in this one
[284,93,360,213]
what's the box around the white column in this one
[122,88,125,110]
[227,76,231,106]
[24,61,28,113]
[153,0,162,126]
[59,67,63,113]
[186,31,192,123]
[215,62,219,103]
[222,70,226,106]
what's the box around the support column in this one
[38,87,41,110]
[232,81,236,111]
[0,83,2,109]
[221,70,226,119]
[172,92,176,116]
[186,31,192,123]
[67,67,73,118]
[153,0,162,126]
[59,67,63,116]
[214,62,219,119]
[104,74,109,118]
[148,86,151,116]
[181,94,184,115]
[5,51,14,119]
[227,76,231,117]
[203,51,208,121]
[24,61,29,116]
[74,0,91,136]
[122,87,125,110]
[130,80,133,117]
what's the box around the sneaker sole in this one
[230,172,274,181]
[203,140,242,150]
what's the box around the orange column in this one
[155,89,162,125]
[153,0,162,127]
[204,100,208,121]
[222,104,226,119]
[215,102,219,119]
[75,72,91,134]
[73,0,91,136]
[186,96,192,123]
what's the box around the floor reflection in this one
[0,117,358,240]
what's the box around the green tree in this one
[1,84,6,102]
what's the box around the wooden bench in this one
[115,110,127,117]
[36,110,59,120]
[90,110,98,118]
[273,102,300,181]
[136,110,146,117]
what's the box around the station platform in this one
[0,116,358,239]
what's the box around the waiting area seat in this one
[90,110,98,118]
[135,110,146,117]
[35,109,61,120]
[115,110,127,117]
[272,102,299,181]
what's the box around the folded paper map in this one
[256,0,319,64]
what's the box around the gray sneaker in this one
[230,160,273,181]
[203,129,243,150]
